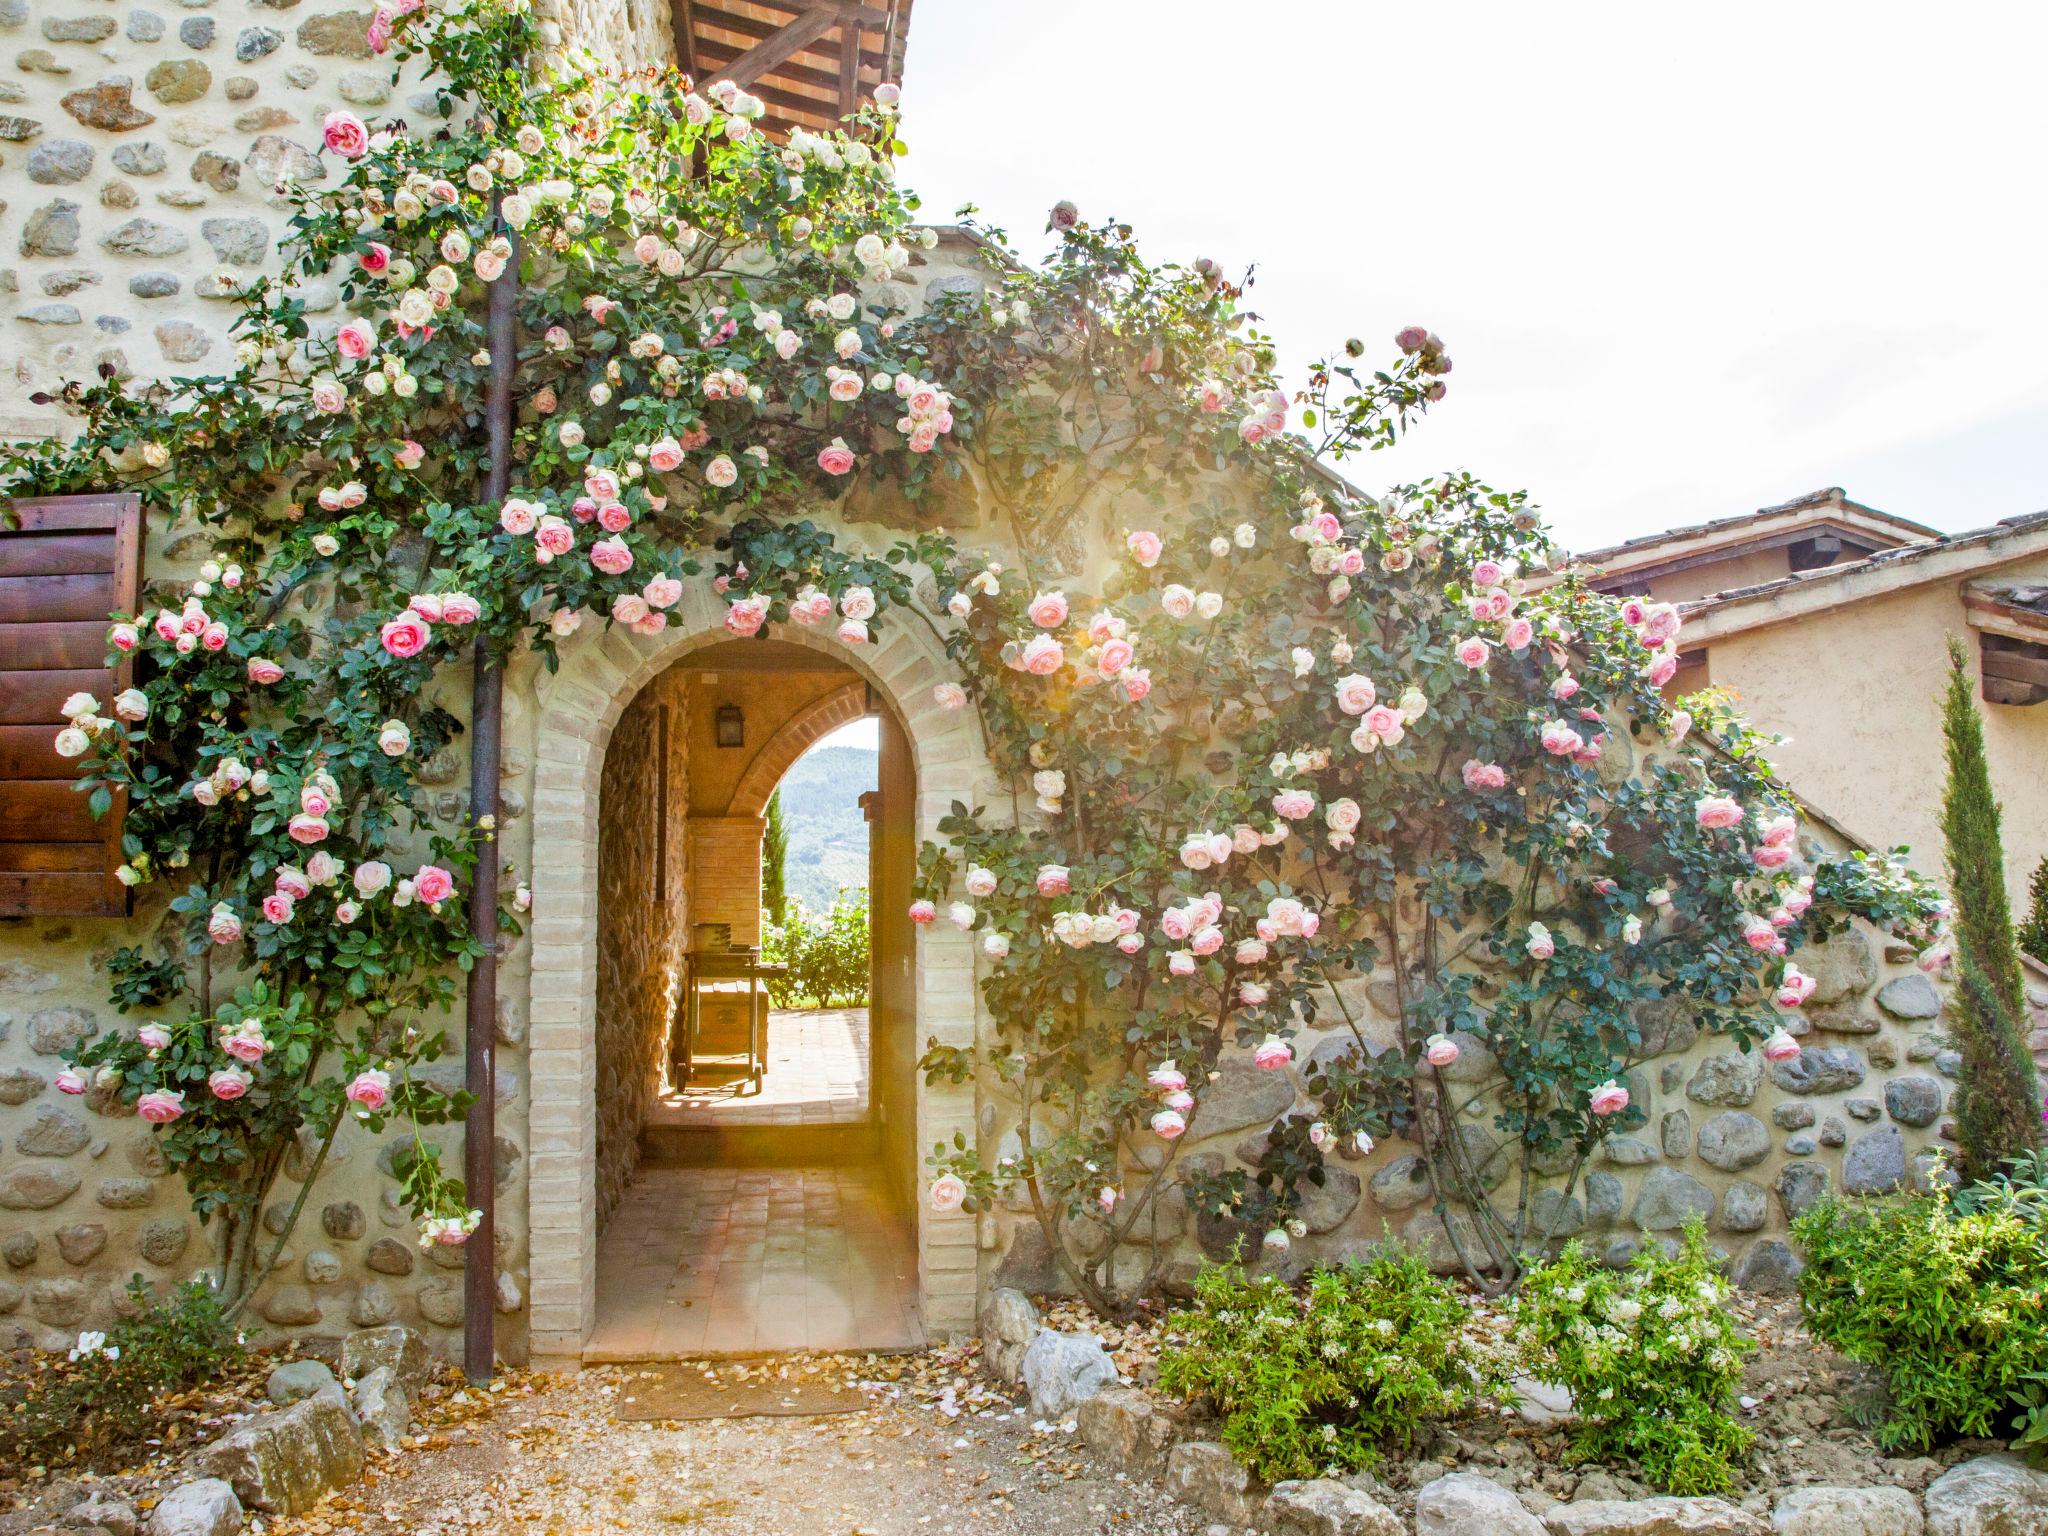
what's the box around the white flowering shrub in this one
[1513,1222,1754,1494]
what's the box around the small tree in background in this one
[1939,638,2042,1178]
[762,789,789,927]
[2019,856,2048,967]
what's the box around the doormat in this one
[611,1361,872,1422]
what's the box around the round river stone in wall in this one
[1843,1125,1908,1195]
[1720,1181,1768,1233]
[1629,1168,1714,1230]
[1876,973,1942,1021]
[1884,1073,1944,1127]
[1771,1046,1867,1095]
[1777,1161,1830,1220]
[1696,1111,1770,1171]
[1686,1049,1763,1106]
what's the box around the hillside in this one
[771,743,876,916]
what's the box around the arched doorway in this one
[522,599,990,1366]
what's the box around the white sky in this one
[896,1,2048,551]
[815,717,880,752]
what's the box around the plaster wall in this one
[1699,557,2048,912]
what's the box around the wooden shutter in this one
[0,492,142,916]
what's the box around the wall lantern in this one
[715,702,746,749]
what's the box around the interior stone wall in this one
[592,667,687,1231]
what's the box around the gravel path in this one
[265,1348,1207,1536]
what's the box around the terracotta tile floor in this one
[588,1164,924,1359]
[653,1007,869,1127]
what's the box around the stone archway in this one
[726,678,869,818]
[523,592,995,1365]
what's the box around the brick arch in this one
[725,678,870,819]
[522,598,1000,1366]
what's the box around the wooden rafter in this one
[669,0,912,137]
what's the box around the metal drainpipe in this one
[464,201,519,1384]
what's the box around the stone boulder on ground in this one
[1075,1386,1179,1477]
[267,1358,339,1405]
[1771,1485,1923,1535]
[1923,1453,2048,1536]
[189,1390,365,1515]
[1019,1328,1117,1419]
[64,1491,139,1535]
[978,1287,1039,1383]
[1266,1477,1404,1536]
[1165,1440,1261,1526]
[144,1479,242,1536]
[352,1364,412,1451]
[1416,1472,1548,1536]
[1544,1496,1770,1536]
[340,1323,435,1392]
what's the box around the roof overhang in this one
[1677,514,2048,644]
[1570,489,1940,589]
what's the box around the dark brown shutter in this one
[0,492,142,916]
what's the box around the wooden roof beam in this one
[708,5,842,90]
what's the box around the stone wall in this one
[536,0,675,73]
[592,668,688,1231]
[990,914,2048,1300]
[0,2,449,440]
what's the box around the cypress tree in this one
[762,788,789,928]
[1938,637,2042,1179]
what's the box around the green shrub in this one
[1514,1223,1754,1495]
[0,1278,245,1468]
[1157,1250,1495,1483]
[1796,1182,2048,1451]
[762,890,871,1008]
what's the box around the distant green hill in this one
[772,743,876,917]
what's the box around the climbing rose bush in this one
[7,2,1950,1322]
[7,0,947,1309]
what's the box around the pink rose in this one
[207,905,242,944]
[1150,1109,1186,1140]
[1252,1035,1292,1070]
[1148,1062,1188,1093]
[1334,674,1377,716]
[414,865,454,905]
[1121,667,1152,702]
[323,110,370,159]
[934,682,967,710]
[336,320,375,359]
[928,1174,966,1212]
[441,592,482,625]
[380,613,430,658]
[721,596,769,636]
[1588,1080,1629,1116]
[409,593,445,623]
[209,1068,252,1101]
[535,518,576,559]
[598,502,631,533]
[1027,591,1069,629]
[1472,559,1504,587]
[1647,653,1679,688]
[1526,922,1556,959]
[200,623,229,652]
[136,1089,186,1125]
[1126,529,1162,567]
[836,618,868,646]
[908,900,937,925]
[261,893,295,925]
[1461,759,1507,791]
[287,814,329,845]
[1035,865,1071,897]
[137,1024,172,1052]
[590,538,634,576]
[612,593,652,626]
[55,1068,87,1095]
[817,438,856,476]
[396,439,424,470]
[647,437,684,472]
[1424,1034,1460,1068]
[1273,789,1315,821]
[346,1068,392,1112]
[359,242,390,274]
[1019,634,1064,676]
[1096,637,1135,677]
[1762,1028,1802,1062]
[1775,965,1817,1008]
[1503,617,1535,651]
[1539,720,1584,757]
[1454,635,1491,669]
[499,499,538,536]
[585,467,622,501]
[643,575,683,610]
[1695,795,1744,830]
[247,658,285,684]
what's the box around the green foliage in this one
[2019,856,2048,967]
[762,890,870,1007]
[1939,638,2041,1179]
[762,788,789,927]
[0,1279,244,1469]
[1156,1251,1499,1483]
[1514,1223,1754,1495]
[1794,1186,2048,1451]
